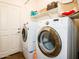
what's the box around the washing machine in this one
[22,21,38,59]
[22,22,29,59]
[36,17,77,59]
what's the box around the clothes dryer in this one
[22,21,38,59]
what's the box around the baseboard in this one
[0,48,20,58]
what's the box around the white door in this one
[0,3,21,58]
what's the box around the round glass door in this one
[22,28,28,42]
[38,26,62,57]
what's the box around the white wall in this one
[0,0,26,6]
[21,0,57,23]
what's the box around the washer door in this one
[22,27,28,42]
[38,26,62,57]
